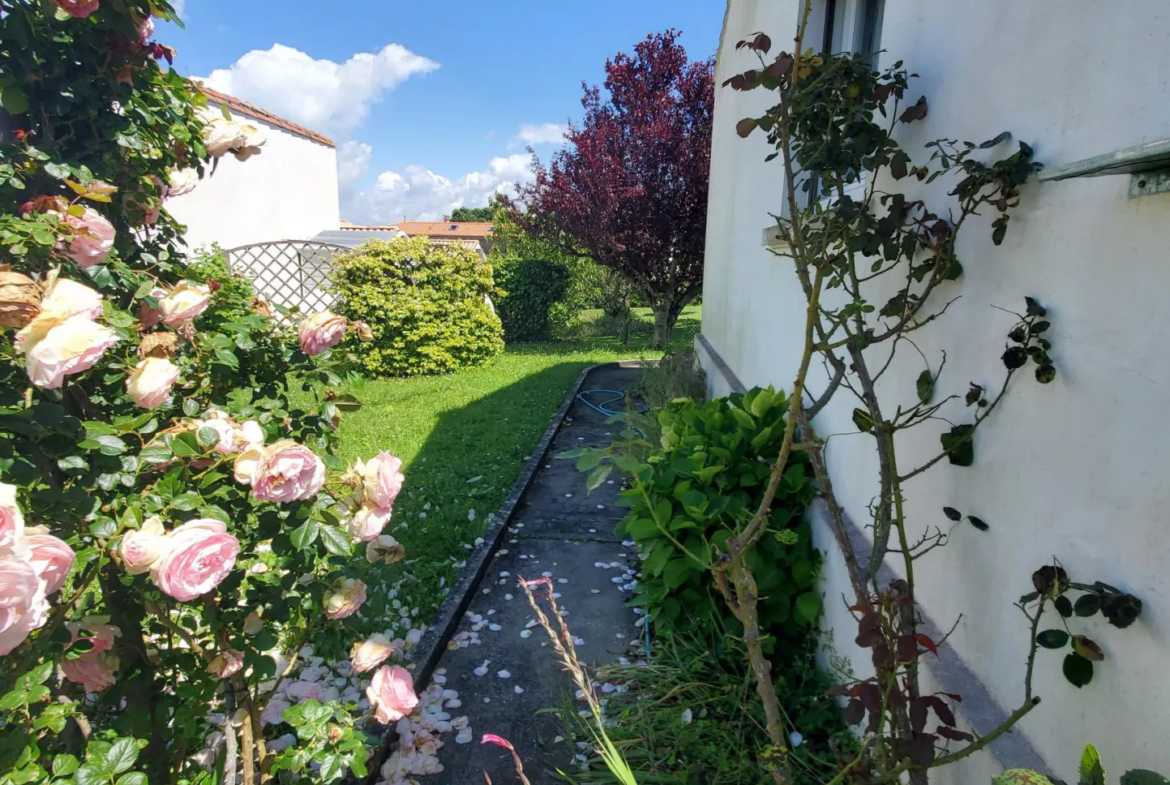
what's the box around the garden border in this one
[365,360,648,779]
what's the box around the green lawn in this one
[338,305,700,638]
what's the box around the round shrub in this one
[496,258,570,341]
[332,237,505,376]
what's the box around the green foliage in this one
[991,744,1169,785]
[183,245,256,325]
[449,206,493,222]
[562,633,852,785]
[331,237,504,376]
[571,387,820,644]
[495,258,570,341]
[270,700,372,784]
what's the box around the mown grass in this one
[335,306,700,637]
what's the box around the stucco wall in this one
[166,105,339,253]
[701,1,1170,782]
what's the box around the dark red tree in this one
[514,30,714,349]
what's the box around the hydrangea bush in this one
[0,3,430,784]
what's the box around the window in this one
[814,0,884,61]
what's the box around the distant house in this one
[315,218,495,258]
[167,85,340,253]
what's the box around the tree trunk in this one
[650,303,677,350]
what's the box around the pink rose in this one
[359,452,405,509]
[20,313,118,389]
[166,168,199,198]
[0,483,25,551]
[24,529,75,596]
[150,519,240,602]
[138,286,165,329]
[249,441,325,503]
[158,281,211,327]
[346,503,392,543]
[207,648,244,679]
[0,555,48,656]
[195,416,238,455]
[323,578,366,620]
[65,618,119,654]
[38,278,104,322]
[62,207,116,269]
[350,633,396,673]
[298,312,348,356]
[126,357,180,409]
[232,125,267,162]
[120,517,167,575]
[365,535,404,565]
[366,665,419,724]
[137,16,154,47]
[60,652,117,693]
[49,0,99,19]
[198,108,249,158]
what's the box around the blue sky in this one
[164,0,724,222]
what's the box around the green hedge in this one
[585,388,821,648]
[331,237,504,376]
[495,258,570,341]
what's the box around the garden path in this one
[431,364,643,784]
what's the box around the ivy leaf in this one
[106,739,140,775]
[1036,629,1069,649]
[52,755,80,777]
[794,592,822,625]
[1063,652,1094,688]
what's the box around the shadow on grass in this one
[358,360,599,629]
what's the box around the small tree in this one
[449,206,493,222]
[513,30,713,350]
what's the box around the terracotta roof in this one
[337,222,495,239]
[195,84,335,148]
[395,221,495,239]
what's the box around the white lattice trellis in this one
[224,240,350,315]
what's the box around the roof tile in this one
[195,84,335,148]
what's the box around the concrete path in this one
[431,364,643,784]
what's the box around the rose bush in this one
[0,4,426,785]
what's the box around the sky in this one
[162,0,725,223]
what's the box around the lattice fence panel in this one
[224,241,349,316]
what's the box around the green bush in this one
[331,237,504,376]
[573,387,820,645]
[495,258,570,341]
[185,244,257,324]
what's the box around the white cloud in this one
[201,43,438,138]
[511,123,569,148]
[336,141,372,193]
[344,154,535,223]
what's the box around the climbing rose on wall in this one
[61,207,116,268]
[119,517,167,575]
[323,577,367,620]
[158,280,211,327]
[350,634,397,673]
[235,440,326,503]
[0,483,24,549]
[49,0,100,19]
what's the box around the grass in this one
[557,633,853,785]
[333,306,700,638]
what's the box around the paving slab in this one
[427,365,645,785]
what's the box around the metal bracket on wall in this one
[1039,138,1170,198]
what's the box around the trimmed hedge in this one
[496,258,570,341]
[331,237,504,376]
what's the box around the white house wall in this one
[702,1,1170,782]
[166,107,339,253]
